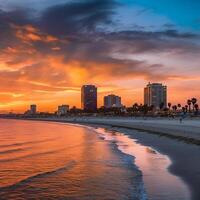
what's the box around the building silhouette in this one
[144,83,167,109]
[81,85,97,112]
[57,105,69,116]
[104,94,122,108]
[30,104,37,115]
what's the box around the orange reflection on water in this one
[0,119,139,200]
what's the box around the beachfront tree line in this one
[88,98,199,116]
[65,98,198,117]
[98,98,198,115]
[168,98,199,114]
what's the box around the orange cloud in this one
[11,24,58,43]
[0,21,199,113]
[0,50,199,113]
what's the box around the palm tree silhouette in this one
[182,107,186,113]
[187,99,192,113]
[172,105,177,113]
[191,98,197,112]
[168,103,172,110]
[133,103,139,113]
[185,105,188,112]
[194,104,199,115]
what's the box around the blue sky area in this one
[118,0,200,31]
[0,0,199,31]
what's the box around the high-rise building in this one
[57,105,69,116]
[144,83,167,109]
[104,94,122,108]
[81,85,97,112]
[30,104,37,115]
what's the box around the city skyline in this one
[0,0,200,113]
[0,81,199,113]
[14,82,198,114]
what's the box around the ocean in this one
[0,119,190,200]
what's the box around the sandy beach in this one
[38,117,200,144]
[107,126,200,200]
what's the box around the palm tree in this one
[185,105,188,112]
[177,104,181,109]
[194,104,199,115]
[182,107,186,113]
[138,104,143,113]
[143,104,149,115]
[191,98,197,112]
[172,105,177,113]
[168,102,172,110]
[187,99,192,113]
[133,103,139,113]
[133,103,139,107]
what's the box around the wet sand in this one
[92,126,191,200]
[107,126,200,200]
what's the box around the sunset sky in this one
[0,0,200,113]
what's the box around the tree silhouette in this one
[191,98,197,112]
[185,105,188,112]
[172,105,177,112]
[194,104,199,115]
[187,99,192,113]
[168,102,172,110]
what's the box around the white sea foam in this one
[90,127,191,200]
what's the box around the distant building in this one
[144,83,167,109]
[30,104,37,115]
[104,94,122,108]
[57,105,69,116]
[81,85,97,112]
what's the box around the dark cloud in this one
[0,8,31,25]
[106,30,198,40]
[0,0,200,86]
[39,0,119,36]
[0,8,34,49]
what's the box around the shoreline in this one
[13,117,200,145]
[93,126,191,200]
[1,117,200,200]
[62,118,200,200]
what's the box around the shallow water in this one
[0,119,191,200]
[94,127,191,200]
[0,119,145,200]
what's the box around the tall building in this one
[144,83,167,109]
[57,105,69,116]
[30,104,37,115]
[104,94,122,108]
[81,85,97,112]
